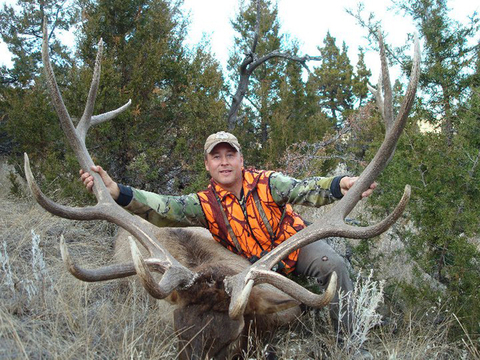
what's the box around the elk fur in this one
[114,217,301,359]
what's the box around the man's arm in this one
[80,166,206,228]
[124,188,207,227]
[269,172,376,207]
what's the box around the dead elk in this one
[114,219,302,359]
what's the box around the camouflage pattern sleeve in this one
[124,189,207,228]
[269,172,338,207]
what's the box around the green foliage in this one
[2,0,479,345]
[1,0,227,199]
[8,171,25,197]
[227,1,334,170]
[84,0,225,194]
[352,48,372,107]
[366,112,480,338]
[395,0,479,136]
[0,0,77,86]
[5,79,61,158]
[264,55,333,168]
[312,32,354,124]
[341,0,480,340]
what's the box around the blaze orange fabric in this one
[197,169,306,273]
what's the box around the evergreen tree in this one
[395,0,478,139]
[75,0,227,193]
[267,48,331,169]
[1,0,227,197]
[352,47,371,107]
[0,0,79,196]
[0,0,77,87]
[312,32,354,125]
[354,1,480,337]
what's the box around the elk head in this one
[114,221,304,359]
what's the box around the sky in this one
[1,0,479,82]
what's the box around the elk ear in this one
[166,290,180,304]
[245,285,299,315]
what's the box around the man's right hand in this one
[80,165,120,200]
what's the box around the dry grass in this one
[0,192,178,359]
[1,187,477,359]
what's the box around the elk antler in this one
[24,21,196,298]
[225,33,421,320]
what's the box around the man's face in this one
[205,143,244,190]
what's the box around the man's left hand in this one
[340,177,377,198]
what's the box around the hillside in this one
[1,160,476,359]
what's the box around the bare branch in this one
[227,2,323,130]
[251,0,261,54]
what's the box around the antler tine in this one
[379,31,394,133]
[225,34,421,320]
[228,270,337,319]
[90,99,132,127]
[76,38,132,141]
[41,21,106,201]
[367,80,384,120]
[60,235,137,281]
[395,33,421,129]
[60,235,174,282]
[129,237,196,298]
[76,38,103,141]
[24,153,97,220]
[331,33,420,220]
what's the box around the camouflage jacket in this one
[117,171,344,228]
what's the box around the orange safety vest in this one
[197,169,307,273]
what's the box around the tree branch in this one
[226,1,323,130]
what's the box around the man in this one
[81,131,375,343]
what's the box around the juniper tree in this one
[312,32,354,126]
[76,0,227,193]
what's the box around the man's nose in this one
[220,155,231,165]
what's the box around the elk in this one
[24,20,420,360]
[113,219,305,358]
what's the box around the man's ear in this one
[204,158,210,172]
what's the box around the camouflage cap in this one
[204,131,241,154]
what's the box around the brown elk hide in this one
[114,218,301,358]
